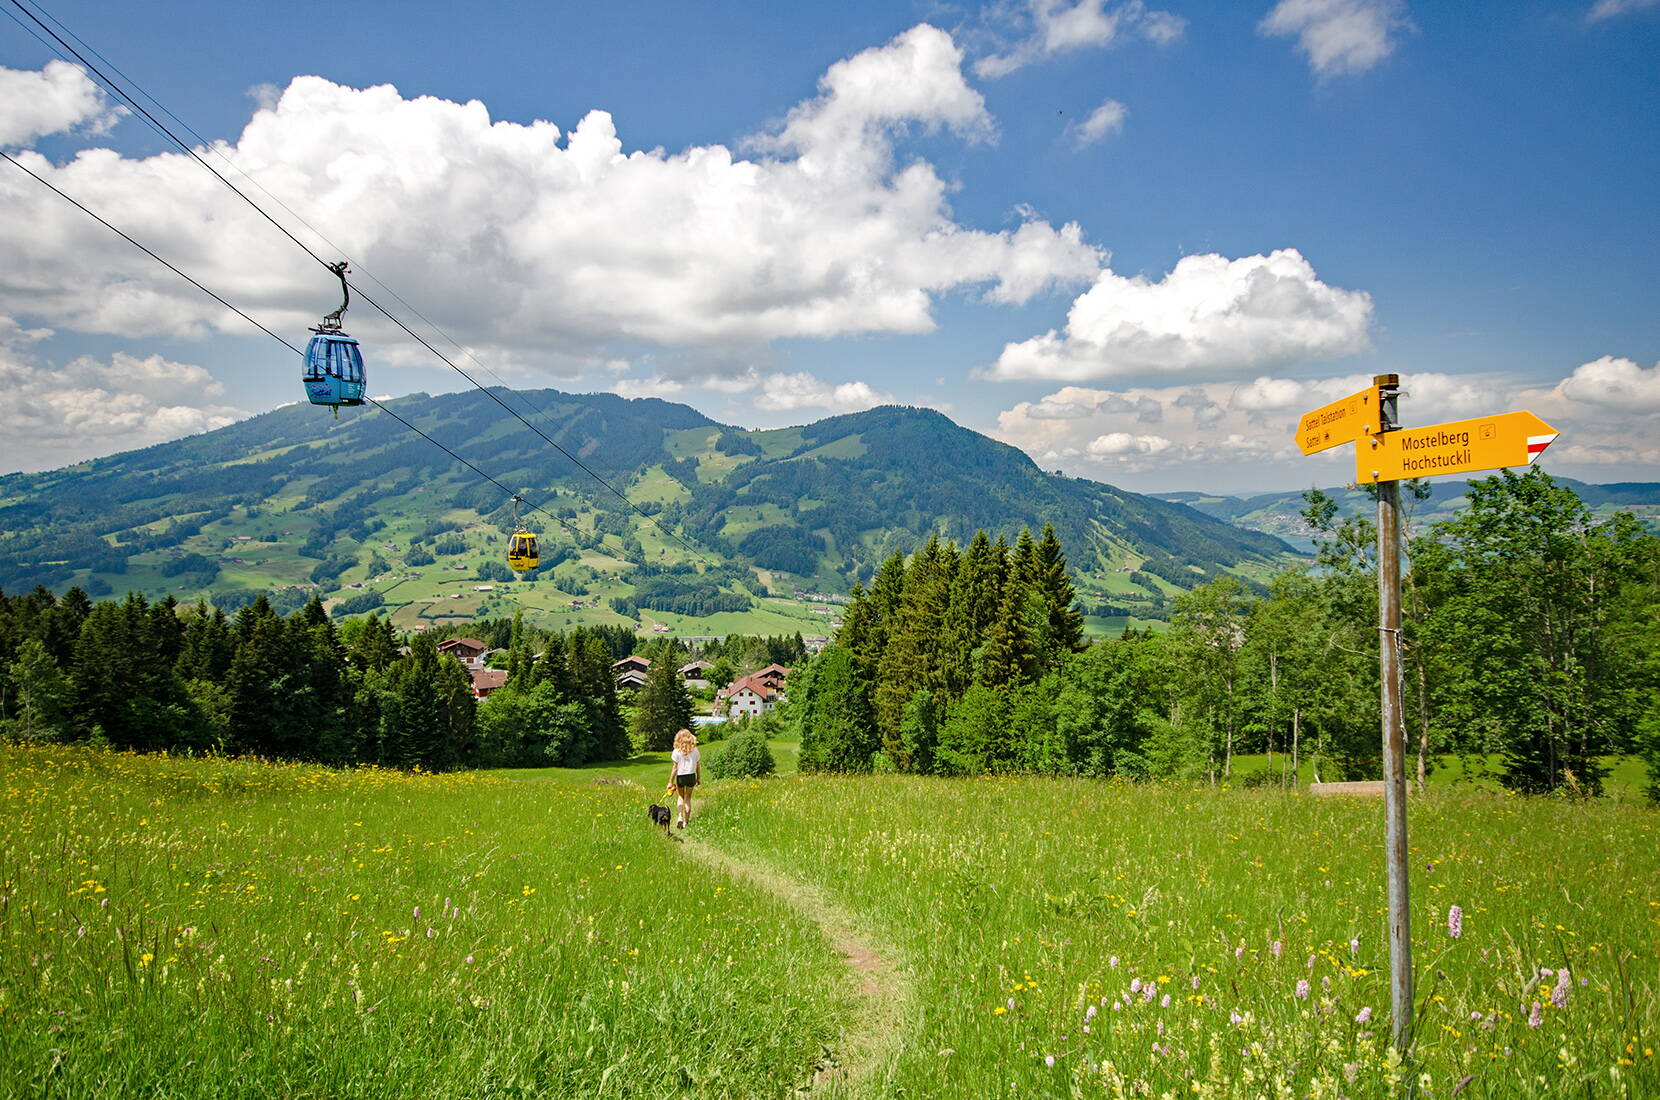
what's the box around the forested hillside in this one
[0,391,1293,631]
[794,468,1660,799]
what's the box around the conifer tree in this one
[6,637,69,741]
[873,535,955,753]
[569,630,628,761]
[1033,524,1086,669]
[941,531,1001,694]
[630,648,692,752]
[796,645,877,772]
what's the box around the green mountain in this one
[0,390,1294,633]
[1163,477,1660,546]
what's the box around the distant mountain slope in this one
[0,391,1295,630]
[1163,477,1660,543]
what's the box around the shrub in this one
[707,730,775,780]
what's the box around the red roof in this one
[469,668,509,695]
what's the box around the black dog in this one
[648,803,671,827]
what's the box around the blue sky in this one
[1,0,1656,493]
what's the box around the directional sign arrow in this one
[1295,385,1380,456]
[1356,410,1559,484]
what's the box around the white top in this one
[672,747,700,777]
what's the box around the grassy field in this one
[0,744,849,1099]
[694,777,1660,1098]
[4,743,1656,1098]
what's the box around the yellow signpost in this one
[1291,374,1562,1062]
[1355,411,1559,484]
[1294,383,1381,455]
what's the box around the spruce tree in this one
[630,649,692,753]
[1034,524,1086,669]
[873,535,955,755]
[797,646,877,772]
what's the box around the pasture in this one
[2,742,1656,1098]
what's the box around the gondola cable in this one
[5,0,613,481]
[4,0,719,567]
[0,146,580,546]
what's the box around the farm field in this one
[3,744,1657,1099]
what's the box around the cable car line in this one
[8,0,591,462]
[0,146,580,548]
[5,0,720,568]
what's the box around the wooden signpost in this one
[1293,376,1558,1057]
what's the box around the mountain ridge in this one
[0,390,1295,631]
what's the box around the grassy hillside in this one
[0,393,1297,631]
[6,742,1655,1099]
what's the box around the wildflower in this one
[1552,970,1570,1009]
[1528,1003,1543,1028]
[1355,1006,1372,1025]
[413,906,420,919]
[1229,1011,1243,1026]
[465,955,474,964]
[1143,983,1156,1003]
[1191,976,1200,990]
[1045,1055,1056,1067]
[1235,946,1244,959]
[1296,980,1309,1000]
[1160,994,1171,1008]
[1085,1005,1097,1022]
[1447,905,1462,939]
[1008,998,1017,1011]
[1307,954,1316,970]
[1131,978,1142,994]
[1350,939,1359,956]
[1109,956,1119,968]
[1271,940,1282,958]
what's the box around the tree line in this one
[0,591,627,772]
[791,471,1660,797]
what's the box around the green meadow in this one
[3,742,1656,1098]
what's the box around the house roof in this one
[611,655,651,669]
[678,660,714,674]
[755,663,791,679]
[726,673,779,700]
[439,637,488,651]
[469,668,509,691]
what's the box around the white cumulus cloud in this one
[1068,99,1128,148]
[0,61,125,147]
[0,318,248,472]
[0,30,1101,378]
[1552,355,1660,412]
[976,0,1184,78]
[1259,0,1413,78]
[987,248,1374,383]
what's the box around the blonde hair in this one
[674,728,697,752]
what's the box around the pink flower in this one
[1295,979,1309,1000]
[1045,1055,1055,1067]
[1271,940,1283,958]
[1446,905,1462,939]
[1528,1002,1543,1027]
[1355,1006,1372,1025]
[1131,978,1142,994]
[1552,970,1570,1009]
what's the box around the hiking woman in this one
[668,728,700,829]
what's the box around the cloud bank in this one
[987,248,1374,383]
[0,27,1102,366]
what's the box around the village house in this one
[678,660,714,689]
[612,655,650,692]
[437,637,489,670]
[717,669,788,718]
[468,668,509,699]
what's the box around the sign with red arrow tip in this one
[1356,411,1559,484]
